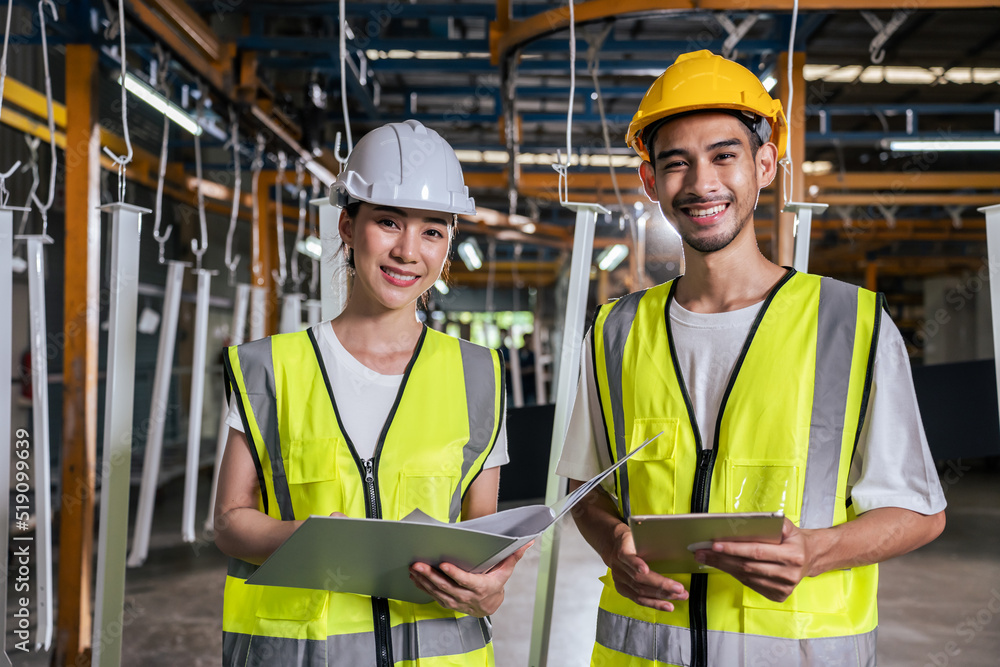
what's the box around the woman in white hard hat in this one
[214,120,525,666]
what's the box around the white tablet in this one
[629,511,785,573]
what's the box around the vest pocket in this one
[724,460,802,522]
[285,438,346,517]
[397,470,461,522]
[626,418,679,516]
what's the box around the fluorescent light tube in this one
[434,279,450,294]
[296,235,323,260]
[457,238,483,271]
[597,244,629,271]
[888,139,1000,152]
[119,74,202,136]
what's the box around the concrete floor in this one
[7,465,1000,666]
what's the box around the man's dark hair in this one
[644,111,763,170]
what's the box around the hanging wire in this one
[29,0,58,232]
[308,175,320,298]
[586,24,636,244]
[250,133,266,277]
[779,0,800,207]
[338,0,353,155]
[0,0,22,206]
[272,151,288,288]
[190,81,208,270]
[552,0,576,205]
[102,0,133,203]
[290,160,306,291]
[151,47,173,264]
[223,108,242,285]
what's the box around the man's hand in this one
[409,543,532,617]
[608,525,689,612]
[694,517,810,602]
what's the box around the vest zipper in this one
[689,447,717,667]
[361,457,393,667]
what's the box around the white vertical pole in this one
[533,324,547,405]
[509,336,525,408]
[279,292,305,333]
[528,202,605,667]
[128,260,185,567]
[785,202,828,274]
[206,282,250,532]
[23,234,54,649]
[305,298,322,325]
[312,197,347,320]
[92,202,148,667]
[980,204,1000,424]
[248,285,267,341]
[182,269,214,543]
[0,206,27,667]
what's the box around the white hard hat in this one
[331,119,476,216]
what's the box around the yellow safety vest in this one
[591,270,882,667]
[222,326,504,667]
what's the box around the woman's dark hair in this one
[339,199,457,308]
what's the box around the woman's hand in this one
[408,542,532,617]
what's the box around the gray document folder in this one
[629,511,785,574]
[246,433,661,603]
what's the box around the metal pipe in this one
[305,298,322,325]
[205,282,250,533]
[279,292,304,333]
[182,268,213,543]
[0,205,28,667]
[23,233,54,649]
[981,204,1000,422]
[92,201,149,667]
[249,286,267,340]
[128,260,185,567]
[786,202,829,273]
[528,202,604,666]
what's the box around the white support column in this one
[182,269,214,543]
[206,282,251,532]
[311,197,348,320]
[92,202,149,667]
[129,261,186,567]
[279,292,305,333]
[528,202,606,667]
[21,233,55,649]
[0,206,28,667]
[509,336,525,408]
[785,202,828,274]
[980,204,1000,424]
[305,298,322,325]
[248,285,267,341]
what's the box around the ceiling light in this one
[119,74,202,136]
[520,222,536,234]
[887,139,1000,152]
[296,235,323,260]
[597,244,629,271]
[457,238,483,271]
[434,279,450,294]
[762,76,777,92]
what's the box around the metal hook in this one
[272,151,288,288]
[333,131,349,168]
[190,80,208,270]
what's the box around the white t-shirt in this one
[556,299,947,516]
[227,323,509,468]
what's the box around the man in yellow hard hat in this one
[557,50,946,667]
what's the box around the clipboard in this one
[629,511,785,573]
[245,432,662,603]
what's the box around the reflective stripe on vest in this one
[224,616,492,667]
[595,608,877,666]
[591,271,882,664]
[222,326,503,666]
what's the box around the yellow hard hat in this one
[626,50,787,161]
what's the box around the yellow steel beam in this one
[491,0,1000,64]
[1,76,67,127]
[55,44,101,667]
